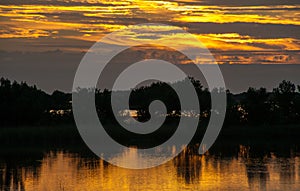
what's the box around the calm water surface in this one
[1,143,300,191]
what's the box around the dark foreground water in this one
[1,142,300,191]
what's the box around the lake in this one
[1,142,300,191]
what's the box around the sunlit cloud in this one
[213,50,300,65]
[196,33,300,51]
[0,1,299,64]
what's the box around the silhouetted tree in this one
[0,78,50,126]
[224,90,245,125]
[295,86,300,121]
[272,80,296,123]
[242,87,270,124]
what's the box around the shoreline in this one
[1,123,300,146]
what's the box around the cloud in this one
[172,0,300,6]
[212,50,300,64]
[0,0,299,65]
[180,22,300,39]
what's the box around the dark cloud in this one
[173,22,300,39]
[0,36,94,52]
[171,0,300,6]
[3,0,300,6]
[0,0,118,6]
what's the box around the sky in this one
[0,0,300,92]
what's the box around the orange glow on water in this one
[0,148,295,190]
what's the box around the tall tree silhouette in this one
[272,80,296,123]
[242,87,270,124]
[0,78,50,126]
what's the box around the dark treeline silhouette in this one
[0,78,72,126]
[1,77,300,127]
[226,80,300,125]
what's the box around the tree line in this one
[0,77,300,127]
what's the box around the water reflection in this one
[1,144,300,190]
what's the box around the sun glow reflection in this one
[1,148,294,190]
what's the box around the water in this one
[1,143,300,191]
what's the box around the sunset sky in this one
[0,0,299,92]
[1,0,299,64]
